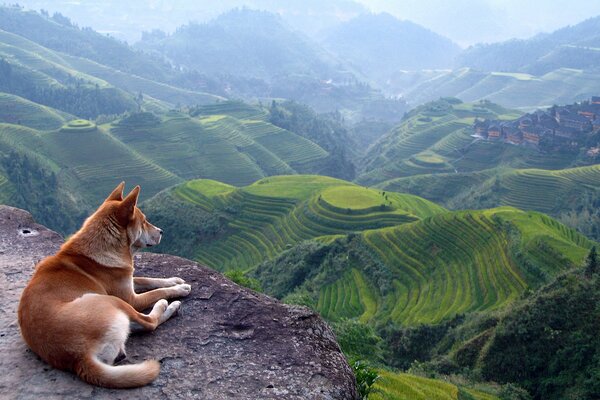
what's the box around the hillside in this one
[254,207,592,326]
[321,13,460,85]
[110,109,329,186]
[143,175,445,271]
[458,15,600,74]
[357,98,527,185]
[136,8,348,83]
[0,28,138,118]
[379,163,600,240]
[0,26,221,116]
[388,67,600,110]
[134,8,408,119]
[141,174,593,326]
[0,92,72,130]
[0,5,178,84]
[0,102,340,232]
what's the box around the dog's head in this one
[104,182,163,251]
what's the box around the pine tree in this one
[585,246,598,277]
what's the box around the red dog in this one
[18,183,191,388]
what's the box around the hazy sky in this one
[13,0,600,46]
[357,0,600,46]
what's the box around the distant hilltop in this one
[473,97,600,153]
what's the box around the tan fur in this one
[18,182,191,388]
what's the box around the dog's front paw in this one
[167,277,186,286]
[174,283,192,297]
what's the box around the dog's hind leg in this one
[129,284,191,311]
[96,311,130,365]
[120,298,182,333]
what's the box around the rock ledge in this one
[0,206,358,399]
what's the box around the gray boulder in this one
[0,205,358,399]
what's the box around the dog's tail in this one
[75,355,160,388]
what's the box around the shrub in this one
[224,270,262,292]
[351,360,379,400]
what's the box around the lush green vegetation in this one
[254,207,592,326]
[357,98,523,186]
[0,92,71,130]
[144,175,444,271]
[391,67,600,111]
[110,109,329,186]
[268,101,357,180]
[379,164,600,240]
[0,151,83,232]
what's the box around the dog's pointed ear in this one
[120,185,140,218]
[105,182,125,202]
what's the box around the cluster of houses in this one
[473,97,600,148]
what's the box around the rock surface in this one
[0,206,358,399]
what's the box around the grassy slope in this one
[357,99,523,186]
[397,67,600,110]
[0,92,72,130]
[146,175,445,271]
[379,163,600,214]
[62,53,223,106]
[0,120,181,203]
[110,108,328,187]
[0,29,119,90]
[0,99,332,230]
[355,208,590,325]
[0,28,221,109]
[146,175,592,327]
[371,371,499,400]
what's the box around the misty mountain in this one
[459,15,600,74]
[14,0,367,42]
[321,13,461,84]
[0,6,174,83]
[136,8,350,82]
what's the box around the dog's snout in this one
[158,229,163,236]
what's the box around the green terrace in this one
[358,99,521,186]
[0,92,71,130]
[371,370,499,400]
[379,163,600,215]
[163,175,445,271]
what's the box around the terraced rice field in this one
[40,125,181,202]
[371,371,499,400]
[0,92,69,130]
[154,177,591,327]
[317,269,377,322]
[62,53,222,106]
[400,67,600,110]
[499,164,600,212]
[111,113,326,186]
[192,101,268,120]
[358,100,520,185]
[359,208,591,325]
[167,176,445,271]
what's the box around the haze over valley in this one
[1,1,600,399]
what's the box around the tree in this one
[585,246,598,278]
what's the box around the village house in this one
[505,126,523,144]
[473,96,599,150]
[487,124,502,140]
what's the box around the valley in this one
[1,3,599,399]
